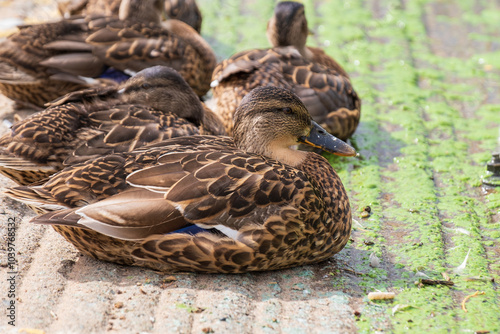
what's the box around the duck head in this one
[233,86,356,167]
[267,1,310,57]
[119,66,204,126]
[119,0,165,24]
[164,0,203,33]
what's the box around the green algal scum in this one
[200,0,499,332]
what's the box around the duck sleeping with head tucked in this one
[6,86,355,273]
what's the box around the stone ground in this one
[0,0,499,333]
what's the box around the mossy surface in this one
[199,0,500,332]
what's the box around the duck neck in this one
[297,45,313,60]
[267,143,309,168]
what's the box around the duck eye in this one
[282,107,293,114]
[141,83,151,89]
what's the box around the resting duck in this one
[6,86,355,273]
[211,1,360,140]
[0,0,216,108]
[0,66,225,185]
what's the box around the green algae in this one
[198,0,500,331]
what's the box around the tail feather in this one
[4,186,68,212]
[31,208,83,227]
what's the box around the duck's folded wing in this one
[0,103,89,166]
[64,105,200,165]
[126,150,309,231]
[5,153,131,210]
[280,52,359,116]
[0,18,90,83]
[279,52,361,140]
[86,23,186,74]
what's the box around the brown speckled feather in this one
[0,18,111,108]
[6,87,354,273]
[0,66,224,185]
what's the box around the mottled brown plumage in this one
[75,2,215,97]
[0,66,225,185]
[0,17,111,109]
[6,86,355,273]
[58,0,122,18]
[211,1,360,140]
[0,0,216,108]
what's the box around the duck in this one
[0,0,216,109]
[0,66,225,185]
[6,86,356,273]
[211,1,360,140]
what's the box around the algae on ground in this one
[199,0,500,332]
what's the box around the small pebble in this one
[369,252,380,267]
[163,276,177,283]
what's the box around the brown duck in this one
[6,86,355,273]
[0,0,216,108]
[0,66,225,185]
[211,1,360,140]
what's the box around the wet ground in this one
[0,0,499,333]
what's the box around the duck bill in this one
[299,121,356,156]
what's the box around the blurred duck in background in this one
[211,1,360,140]
[0,0,216,109]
